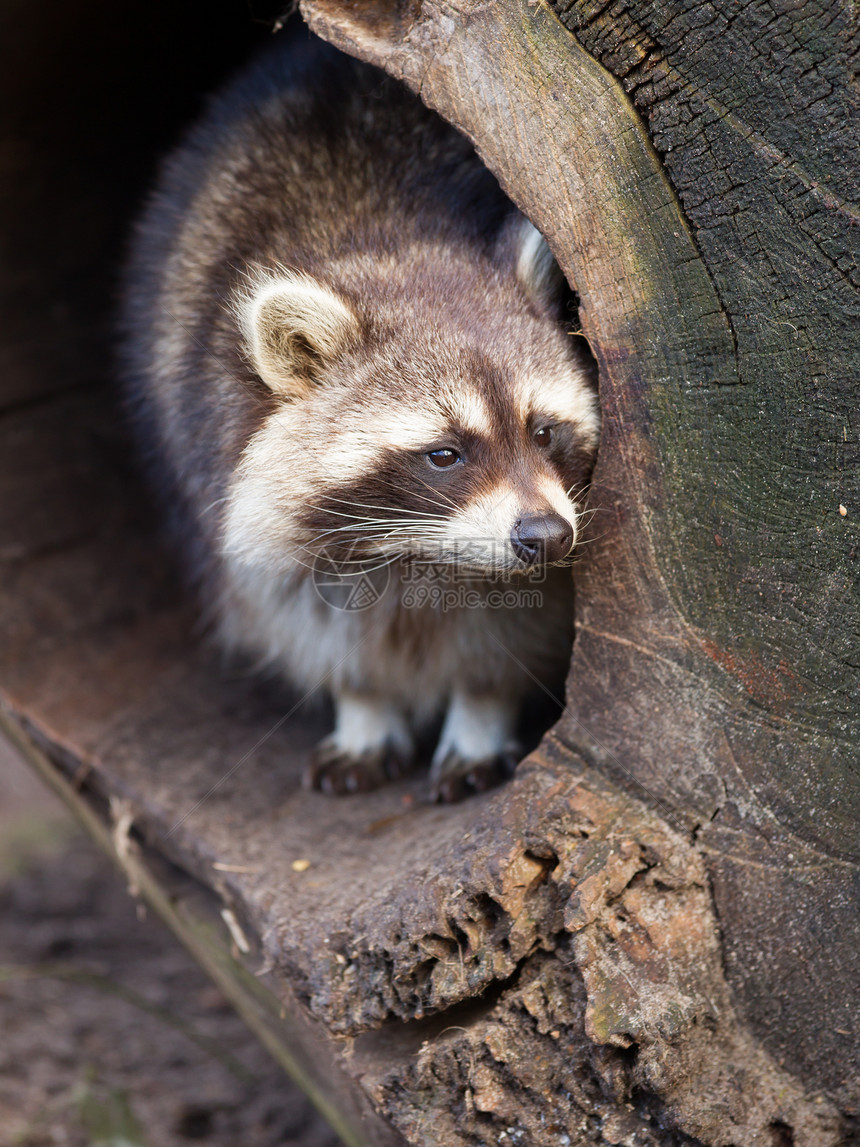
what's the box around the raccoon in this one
[121,33,599,803]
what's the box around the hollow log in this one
[0,0,856,1143]
[300,0,860,1113]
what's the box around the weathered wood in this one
[0,0,856,1143]
[0,713,389,1147]
[0,374,844,1140]
[300,0,860,1119]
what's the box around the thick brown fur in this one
[121,32,599,801]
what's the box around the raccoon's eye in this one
[427,448,461,469]
[534,426,553,448]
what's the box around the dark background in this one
[0,3,342,1142]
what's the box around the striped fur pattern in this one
[121,33,599,801]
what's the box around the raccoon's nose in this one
[511,513,574,566]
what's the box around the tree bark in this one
[300,0,860,1114]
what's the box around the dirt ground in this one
[0,735,343,1147]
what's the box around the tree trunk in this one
[300,0,859,1112]
[0,0,856,1143]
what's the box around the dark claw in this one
[383,750,409,781]
[465,762,499,792]
[304,739,413,796]
[430,747,521,804]
[431,772,468,804]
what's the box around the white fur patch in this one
[441,485,523,570]
[452,388,493,436]
[365,406,449,452]
[332,693,413,756]
[222,415,328,575]
[432,692,517,764]
[515,219,563,307]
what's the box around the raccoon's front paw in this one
[428,748,520,804]
[304,738,413,796]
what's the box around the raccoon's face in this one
[224,220,599,582]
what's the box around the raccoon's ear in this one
[508,216,565,310]
[239,272,360,398]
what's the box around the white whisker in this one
[413,476,459,512]
[316,493,443,518]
